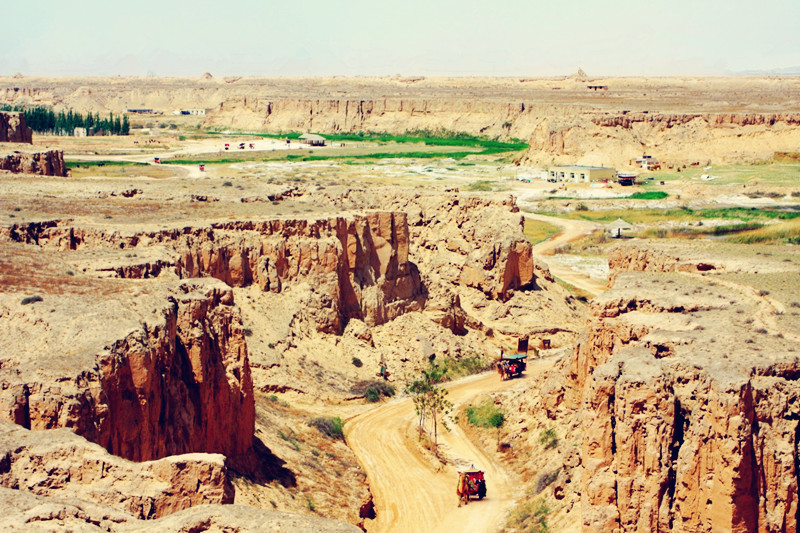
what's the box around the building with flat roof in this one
[547,165,616,183]
[299,133,326,146]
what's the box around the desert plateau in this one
[0,69,799,533]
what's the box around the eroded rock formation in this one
[0,278,254,463]
[0,111,32,143]
[0,421,233,519]
[0,149,67,176]
[541,245,800,532]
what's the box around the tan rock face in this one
[0,279,254,463]
[0,421,233,519]
[547,264,800,532]
[5,212,424,335]
[0,149,66,176]
[0,112,32,143]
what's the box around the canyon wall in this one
[540,246,800,532]
[0,149,67,176]
[3,212,425,335]
[0,111,32,143]
[0,279,254,463]
[5,77,799,167]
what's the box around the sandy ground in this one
[346,361,551,533]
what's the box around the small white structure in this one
[607,218,633,238]
[299,133,326,146]
[73,127,87,137]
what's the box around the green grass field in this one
[184,129,528,165]
[537,206,800,225]
[524,218,560,245]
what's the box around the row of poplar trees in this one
[1,105,130,136]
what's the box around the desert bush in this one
[351,356,363,368]
[507,497,551,533]
[437,355,493,380]
[222,181,233,187]
[308,417,345,440]
[352,380,395,402]
[465,399,504,429]
[243,328,253,336]
[539,428,558,449]
[21,295,43,305]
[534,469,561,493]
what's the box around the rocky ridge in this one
[532,243,800,532]
[0,149,67,176]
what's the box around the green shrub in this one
[437,355,493,380]
[243,328,253,336]
[575,203,589,211]
[466,399,505,429]
[508,498,551,533]
[628,191,668,200]
[351,357,363,368]
[222,181,233,187]
[308,417,344,440]
[353,380,395,402]
[365,388,380,403]
[21,295,43,305]
[539,428,558,449]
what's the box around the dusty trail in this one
[525,213,607,296]
[346,361,552,533]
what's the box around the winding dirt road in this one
[346,362,550,533]
[525,213,608,297]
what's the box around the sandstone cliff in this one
[536,244,800,532]
[3,212,424,335]
[4,76,799,167]
[0,111,32,143]
[0,272,254,463]
[0,149,67,176]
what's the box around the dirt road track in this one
[525,213,607,297]
[346,361,551,533]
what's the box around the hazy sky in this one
[2,0,798,77]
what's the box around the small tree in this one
[488,411,505,447]
[406,361,452,457]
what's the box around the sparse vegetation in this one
[277,429,301,451]
[465,398,505,445]
[539,428,558,450]
[437,355,493,380]
[308,417,345,440]
[524,218,560,245]
[534,469,561,493]
[352,380,395,403]
[507,497,551,533]
[351,356,363,368]
[21,295,43,305]
[628,190,668,200]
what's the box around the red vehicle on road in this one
[457,470,487,505]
